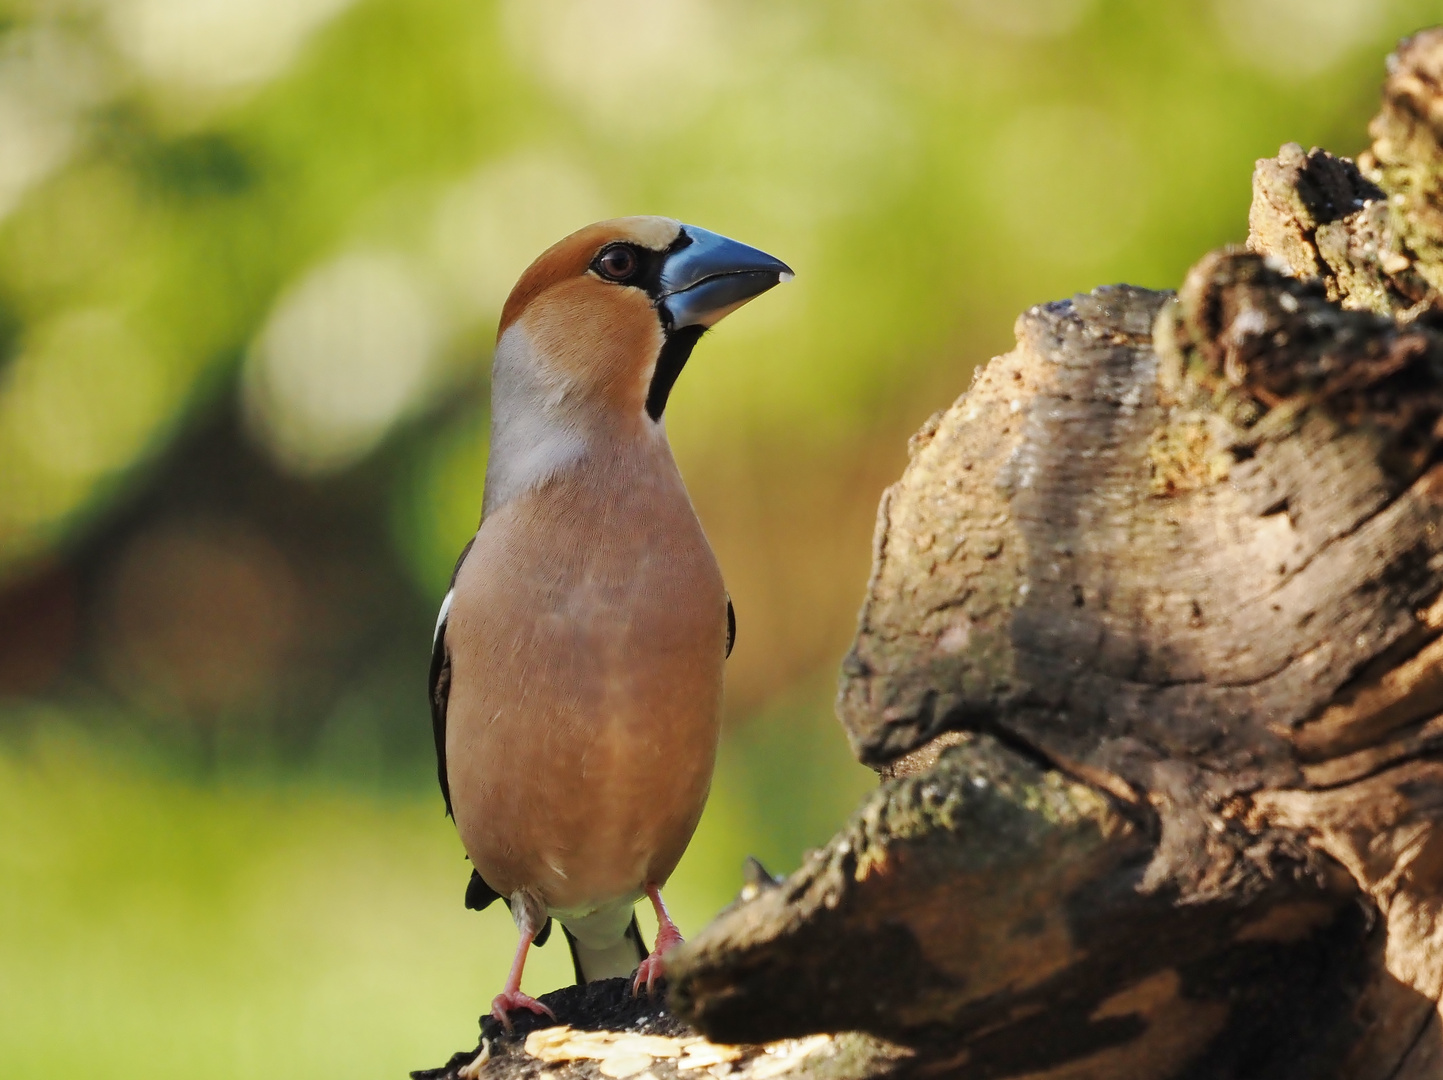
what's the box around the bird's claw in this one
[490,990,555,1034]
[631,923,685,998]
[632,952,667,997]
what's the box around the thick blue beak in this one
[659,226,793,329]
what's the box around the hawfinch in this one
[429,217,791,1032]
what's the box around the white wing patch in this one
[433,588,454,646]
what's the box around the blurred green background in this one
[0,0,1436,1076]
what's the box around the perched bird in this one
[429,217,791,1031]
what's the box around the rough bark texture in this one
[416,29,1443,1080]
[672,28,1443,1080]
[411,977,909,1080]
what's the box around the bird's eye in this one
[595,245,639,282]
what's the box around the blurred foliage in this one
[1,0,1437,592]
[0,0,1439,1076]
[0,694,870,1080]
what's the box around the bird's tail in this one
[563,914,647,984]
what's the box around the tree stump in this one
[416,29,1443,1080]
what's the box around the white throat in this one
[482,324,590,517]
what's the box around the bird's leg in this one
[632,881,685,997]
[490,929,554,1033]
[491,890,556,1034]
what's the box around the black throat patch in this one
[646,325,706,421]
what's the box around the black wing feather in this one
[431,538,505,916]
[429,538,475,818]
[726,594,735,659]
[428,634,453,817]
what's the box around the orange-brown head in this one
[482,217,790,515]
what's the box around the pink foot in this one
[490,989,555,1034]
[632,920,684,998]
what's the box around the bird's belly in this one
[443,518,727,913]
[444,459,727,918]
[449,667,721,913]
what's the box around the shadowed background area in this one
[0,1,1436,1077]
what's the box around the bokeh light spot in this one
[954,0,1096,38]
[1213,0,1387,79]
[0,308,173,563]
[430,151,608,327]
[6,309,167,479]
[501,0,731,135]
[679,61,911,232]
[106,0,359,93]
[243,251,443,476]
[0,28,110,222]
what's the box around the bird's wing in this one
[437,538,504,916]
[726,594,735,660]
[428,626,453,816]
[430,538,475,819]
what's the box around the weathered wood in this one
[410,977,909,1080]
[664,28,1443,1080]
[670,734,1376,1077]
[415,29,1443,1080]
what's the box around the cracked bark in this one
[414,28,1443,1080]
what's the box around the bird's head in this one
[482,217,789,516]
[495,216,791,426]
